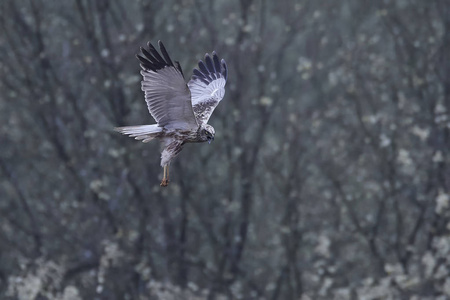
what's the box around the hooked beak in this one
[207,136,214,144]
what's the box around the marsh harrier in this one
[115,41,228,186]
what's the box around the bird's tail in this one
[114,124,163,143]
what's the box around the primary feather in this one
[188,52,228,125]
[137,41,198,130]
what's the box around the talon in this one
[160,178,169,187]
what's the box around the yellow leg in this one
[160,165,169,187]
[167,165,169,182]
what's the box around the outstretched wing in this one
[136,41,198,130]
[187,52,228,125]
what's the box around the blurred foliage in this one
[1,0,450,299]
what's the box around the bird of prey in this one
[115,41,228,187]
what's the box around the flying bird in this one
[115,41,228,187]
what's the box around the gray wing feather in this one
[188,52,227,125]
[137,41,198,130]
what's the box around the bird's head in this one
[199,124,215,144]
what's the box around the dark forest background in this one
[1,0,450,299]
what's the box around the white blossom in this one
[436,191,449,215]
[379,134,391,147]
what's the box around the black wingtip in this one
[221,59,228,80]
[193,69,210,84]
[204,53,216,78]
[137,41,176,72]
[158,41,174,67]
[198,60,209,76]
[175,61,184,78]
[192,51,227,83]
[212,52,221,73]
